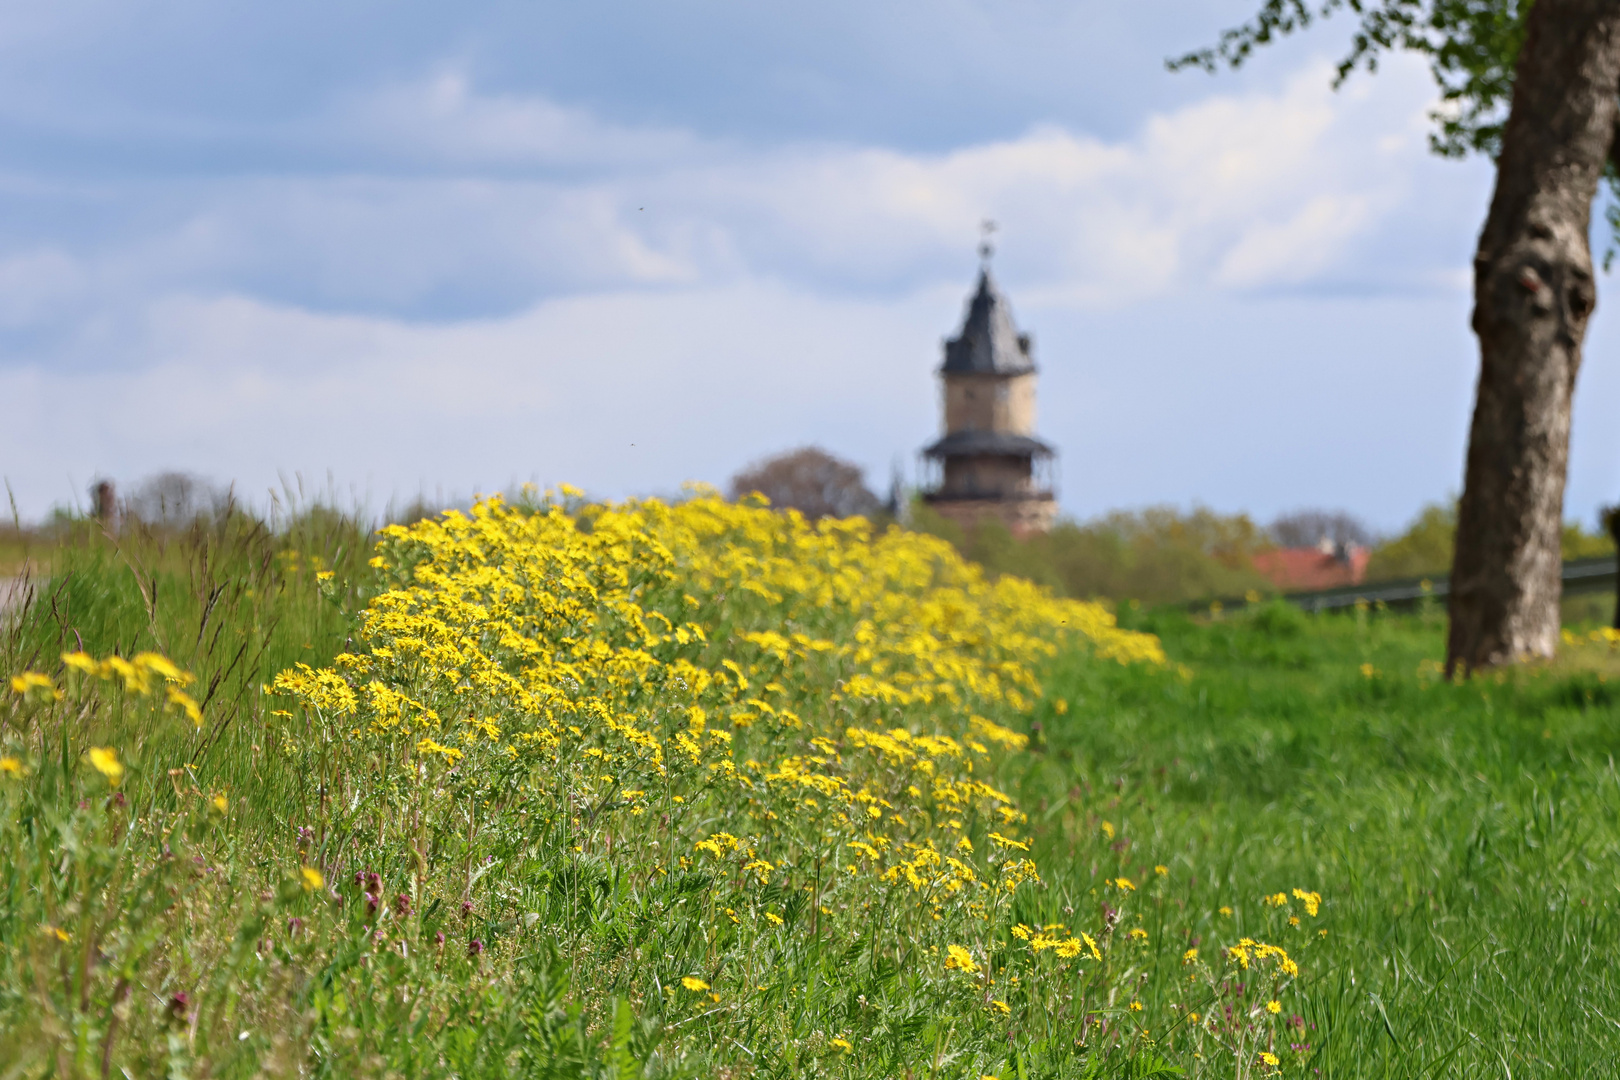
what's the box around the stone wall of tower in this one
[928,496,1057,539]
[942,372,1036,435]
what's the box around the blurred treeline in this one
[9,465,1617,614]
[910,498,1617,607]
[1364,501,1614,579]
[909,501,1276,605]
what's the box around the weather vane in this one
[979,219,997,265]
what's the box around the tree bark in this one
[1606,506,1620,629]
[1447,1,1620,676]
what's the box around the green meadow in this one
[2,510,1618,1078]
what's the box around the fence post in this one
[92,479,119,536]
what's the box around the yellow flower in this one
[9,671,55,697]
[87,747,124,786]
[168,687,203,727]
[45,925,69,942]
[990,1000,1011,1015]
[1128,927,1148,942]
[60,651,98,674]
[680,976,710,992]
[829,1037,853,1052]
[1266,999,1282,1014]
[1081,932,1101,961]
[1154,864,1168,876]
[133,653,187,684]
[1260,1051,1280,1068]
[1182,947,1198,963]
[1292,888,1322,917]
[1264,892,1288,908]
[944,944,979,974]
[301,867,324,891]
[211,793,228,813]
[765,912,784,926]
[1128,1001,1143,1012]
[1115,877,1135,891]
[0,756,23,777]
[1219,906,1234,917]
[415,738,463,764]
[1188,1012,1200,1023]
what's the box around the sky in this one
[2,0,1618,534]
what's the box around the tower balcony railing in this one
[920,485,1056,503]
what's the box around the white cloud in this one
[1214,193,1373,288]
[0,283,946,516]
[327,69,716,171]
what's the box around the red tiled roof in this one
[1251,546,1369,592]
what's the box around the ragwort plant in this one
[4,488,1326,1077]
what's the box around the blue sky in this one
[2,0,1617,533]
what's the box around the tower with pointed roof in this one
[919,257,1058,537]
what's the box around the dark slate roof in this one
[921,431,1054,459]
[941,269,1035,375]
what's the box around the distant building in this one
[919,266,1058,537]
[1252,537,1370,592]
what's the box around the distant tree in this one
[1269,509,1374,549]
[1367,500,1613,581]
[911,501,1275,605]
[729,447,881,520]
[392,498,440,527]
[1177,1,1620,673]
[1366,502,1458,581]
[127,471,227,526]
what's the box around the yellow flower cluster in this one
[9,651,202,726]
[270,489,1164,917]
[1225,938,1299,978]
[1563,626,1620,646]
[1011,922,1101,960]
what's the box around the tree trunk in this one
[1607,506,1620,629]
[1447,1,1620,676]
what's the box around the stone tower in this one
[919,266,1058,537]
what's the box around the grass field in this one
[3,500,1619,1078]
[1036,601,1620,1076]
